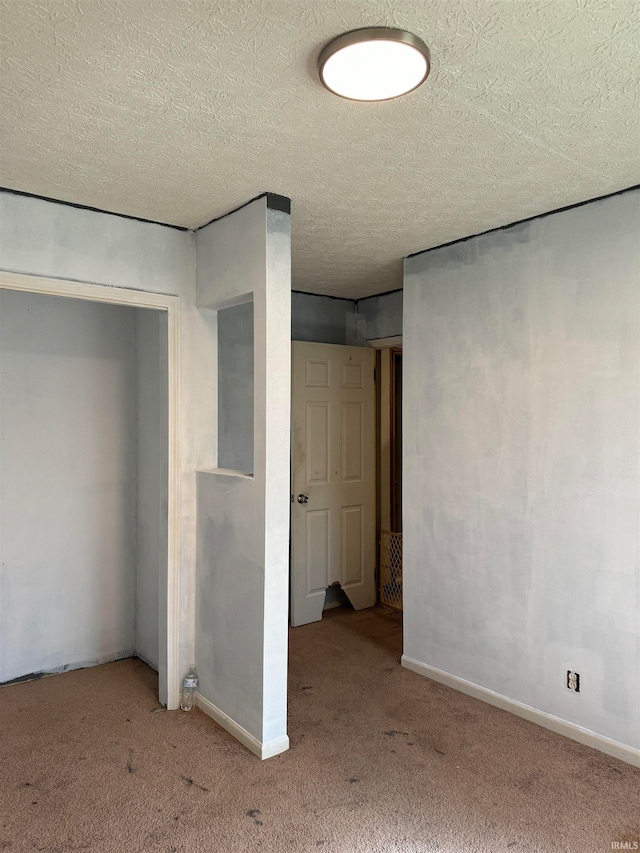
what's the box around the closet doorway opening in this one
[0,272,181,709]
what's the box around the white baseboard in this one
[401,655,640,768]
[195,693,289,760]
[260,734,291,760]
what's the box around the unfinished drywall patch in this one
[402,189,640,755]
[0,290,138,682]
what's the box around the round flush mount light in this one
[318,27,430,102]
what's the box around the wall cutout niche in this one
[217,297,254,475]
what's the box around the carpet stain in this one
[455,712,479,723]
[515,771,544,791]
[126,750,135,773]
[246,808,263,826]
[434,748,445,756]
[181,776,208,792]
[348,778,359,784]
[384,730,409,737]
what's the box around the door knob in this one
[297,494,309,504]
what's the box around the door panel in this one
[307,402,330,483]
[291,342,376,626]
[306,358,330,387]
[342,506,363,585]
[306,509,330,594]
[342,402,363,482]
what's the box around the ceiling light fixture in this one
[318,27,430,102]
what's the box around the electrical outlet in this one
[567,670,580,692]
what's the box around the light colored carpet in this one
[1,606,638,852]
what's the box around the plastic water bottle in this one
[180,665,198,711]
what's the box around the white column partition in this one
[195,195,291,759]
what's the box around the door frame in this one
[389,347,402,532]
[367,336,403,603]
[0,271,182,709]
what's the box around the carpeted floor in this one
[1,606,638,852]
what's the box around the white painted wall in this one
[196,197,291,757]
[0,191,216,705]
[403,189,640,756]
[0,290,137,682]
[135,308,168,670]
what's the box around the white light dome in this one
[319,28,430,102]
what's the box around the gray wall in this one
[292,292,353,344]
[218,300,254,473]
[135,308,168,670]
[403,189,640,751]
[292,290,402,345]
[358,289,403,341]
[197,470,263,735]
[0,290,138,682]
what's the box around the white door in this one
[291,341,376,627]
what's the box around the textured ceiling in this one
[1,0,639,298]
